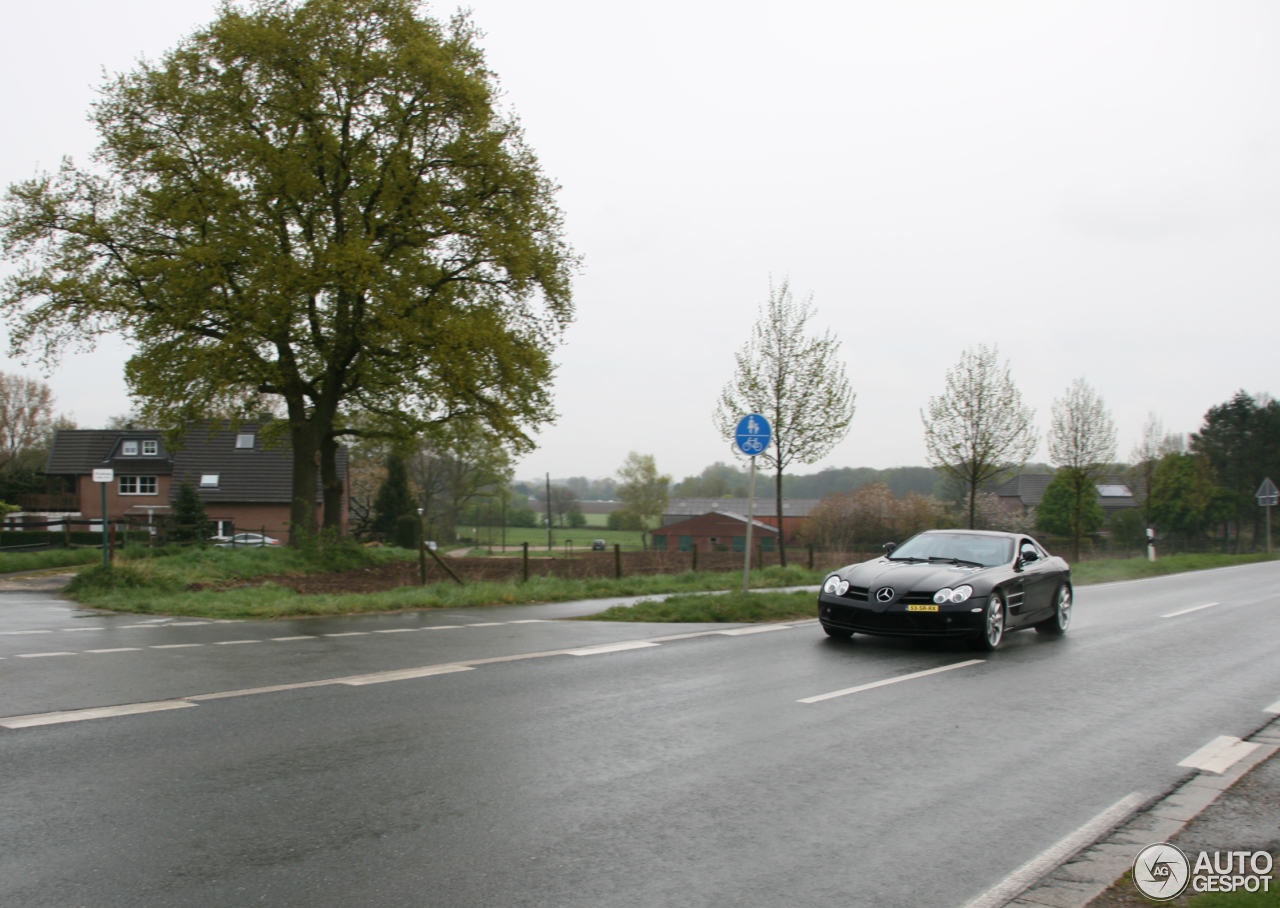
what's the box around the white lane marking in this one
[271,636,315,641]
[465,623,503,627]
[341,664,473,686]
[168,622,209,626]
[373,629,418,633]
[322,632,368,637]
[59,628,104,632]
[565,640,662,656]
[717,625,792,636]
[958,793,1145,908]
[213,640,262,645]
[0,630,53,635]
[151,644,203,649]
[1265,699,1280,714]
[118,624,162,629]
[1,700,197,729]
[799,659,985,704]
[1160,602,1220,619]
[86,648,142,654]
[424,625,463,630]
[15,652,77,658]
[508,619,549,623]
[1178,735,1261,774]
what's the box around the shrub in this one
[393,513,421,550]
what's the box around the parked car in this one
[213,533,281,548]
[817,530,1071,650]
[591,539,607,551]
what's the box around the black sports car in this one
[817,530,1072,650]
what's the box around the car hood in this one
[834,558,998,595]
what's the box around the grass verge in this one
[576,590,817,623]
[0,548,104,574]
[64,557,824,620]
[1072,552,1279,586]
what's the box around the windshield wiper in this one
[928,556,985,568]
[888,556,927,563]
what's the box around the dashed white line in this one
[341,664,473,686]
[151,644,203,649]
[1160,602,1220,619]
[59,628,104,633]
[1,700,197,729]
[799,659,985,704]
[465,623,504,627]
[1178,735,1261,774]
[271,636,315,641]
[958,793,1145,908]
[15,652,76,658]
[168,622,209,626]
[86,648,142,654]
[213,640,262,645]
[323,632,368,637]
[373,628,418,633]
[717,625,792,636]
[565,640,661,656]
[0,630,53,635]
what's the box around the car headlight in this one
[933,588,952,604]
[823,576,841,594]
[950,585,973,603]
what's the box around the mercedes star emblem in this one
[876,587,895,603]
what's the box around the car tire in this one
[822,624,854,640]
[970,592,1005,651]
[1035,583,1072,636]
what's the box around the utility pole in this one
[545,472,553,551]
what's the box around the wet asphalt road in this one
[1,562,1279,908]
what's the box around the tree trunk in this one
[287,417,322,547]
[320,433,345,535]
[968,478,977,529]
[775,465,787,568]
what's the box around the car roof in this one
[915,529,1023,539]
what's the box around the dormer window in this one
[235,434,255,449]
[142,440,158,455]
[200,474,220,488]
[121,441,138,456]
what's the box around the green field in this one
[460,525,646,552]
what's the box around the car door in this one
[1014,538,1055,623]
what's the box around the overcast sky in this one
[2,1,1277,483]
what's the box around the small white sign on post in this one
[92,468,114,483]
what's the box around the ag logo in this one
[1132,843,1190,900]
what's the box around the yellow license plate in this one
[907,604,939,612]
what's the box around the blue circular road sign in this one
[735,414,772,456]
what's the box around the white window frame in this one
[121,440,139,456]
[235,434,255,449]
[142,440,158,455]
[118,476,158,496]
[200,474,220,489]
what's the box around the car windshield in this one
[889,533,1013,567]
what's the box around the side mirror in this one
[883,542,897,555]
[1013,556,1024,573]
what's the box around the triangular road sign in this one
[1257,477,1279,506]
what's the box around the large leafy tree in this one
[1146,452,1230,549]
[713,279,856,566]
[1046,378,1117,561]
[921,344,1038,529]
[616,452,671,550]
[1189,390,1280,550]
[1036,472,1105,547]
[0,0,574,544]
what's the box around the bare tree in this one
[921,344,1038,529]
[1128,413,1184,517]
[616,452,670,550]
[1046,378,1117,560]
[0,372,62,471]
[713,279,856,566]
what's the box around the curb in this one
[1004,717,1280,908]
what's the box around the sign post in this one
[1257,478,1278,554]
[734,414,772,593]
[92,469,114,568]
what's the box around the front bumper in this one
[818,594,985,638]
